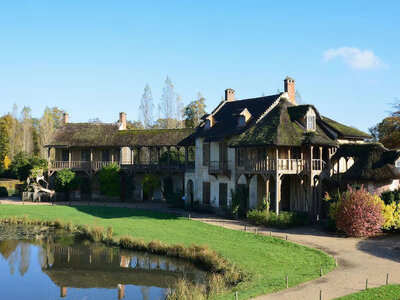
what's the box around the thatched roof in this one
[229,100,338,147]
[45,124,195,148]
[320,116,371,139]
[332,143,400,181]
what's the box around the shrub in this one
[9,152,47,181]
[247,209,310,228]
[380,188,400,205]
[381,201,400,231]
[0,186,8,197]
[333,186,385,237]
[54,169,82,193]
[142,174,160,199]
[98,163,121,197]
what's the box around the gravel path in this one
[1,198,399,299]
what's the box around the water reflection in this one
[0,228,206,300]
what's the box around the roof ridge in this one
[256,94,285,124]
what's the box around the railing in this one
[50,161,195,171]
[312,159,327,171]
[209,161,230,172]
[237,158,276,172]
[236,158,326,173]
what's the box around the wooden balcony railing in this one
[50,161,195,171]
[236,158,327,173]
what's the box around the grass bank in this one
[336,285,400,300]
[0,204,335,299]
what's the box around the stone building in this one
[45,77,400,218]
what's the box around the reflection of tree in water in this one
[0,240,31,276]
[18,243,31,276]
[140,286,150,300]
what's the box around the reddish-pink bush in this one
[334,186,384,237]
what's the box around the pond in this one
[0,225,207,300]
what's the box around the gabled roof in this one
[198,94,282,142]
[332,143,400,181]
[229,100,338,147]
[45,124,195,148]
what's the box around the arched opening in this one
[236,174,249,217]
[186,179,194,204]
[302,175,311,213]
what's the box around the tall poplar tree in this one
[138,84,154,129]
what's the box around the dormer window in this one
[307,115,316,130]
[238,108,251,127]
[238,115,246,127]
[204,119,211,130]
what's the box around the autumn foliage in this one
[332,186,385,237]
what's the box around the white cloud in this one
[323,47,387,70]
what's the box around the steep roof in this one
[320,116,371,139]
[332,143,400,181]
[45,124,195,148]
[229,100,338,147]
[198,94,282,142]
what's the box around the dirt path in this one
[1,198,399,299]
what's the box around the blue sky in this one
[0,0,399,131]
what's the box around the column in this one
[149,147,152,167]
[310,146,314,172]
[275,148,280,215]
[319,146,323,170]
[68,149,71,168]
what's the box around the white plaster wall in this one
[186,138,237,208]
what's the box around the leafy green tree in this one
[54,169,82,193]
[98,163,121,197]
[9,152,47,181]
[142,174,160,200]
[183,92,207,128]
[369,99,400,149]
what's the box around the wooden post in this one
[275,148,280,215]
[319,146,323,170]
[288,148,291,171]
[157,147,161,167]
[111,149,114,163]
[320,267,323,277]
[68,149,71,168]
[386,273,389,285]
[310,146,314,172]
[366,278,368,290]
[235,291,238,300]
[149,147,152,167]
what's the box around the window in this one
[61,149,69,162]
[238,115,245,127]
[204,119,211,130]
[102,149,110,162]
[307,115,316,131]
[219,143,228,163]
[203,143,210,166]
[203,182,210,205]
[81,149,90,162]
[219,183,227,208]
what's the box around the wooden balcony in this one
[50,161,195,172]
[236,158,327,174]
[209,161,231,178]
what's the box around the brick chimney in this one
[62,113,69,124]
[284,76,296,104]
[225,88,235,101]
[119,112,127,130]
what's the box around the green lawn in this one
[336,285,400,300]
[0,204,335,299]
